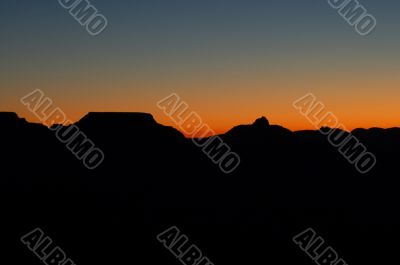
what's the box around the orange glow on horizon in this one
[3,63,400,136]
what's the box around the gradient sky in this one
[1,0,400,133]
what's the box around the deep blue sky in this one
[1,0,400,131]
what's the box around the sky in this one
[1,0,400,134]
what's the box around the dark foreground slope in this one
[1,112,399,264]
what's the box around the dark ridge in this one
[2,111,400,264]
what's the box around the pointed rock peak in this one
[252,116,270,128]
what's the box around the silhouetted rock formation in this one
[0,112,25,126]
[2,111,400,265]
[253,116,270,128]
[78,112,157,128]
[76,112,185,141]
[223,117,292,148]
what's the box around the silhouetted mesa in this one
[77,112,158,128]
[70,112,185,145]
